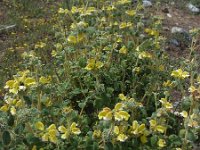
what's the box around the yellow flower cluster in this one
[35,121,81,143]
[85,59,104,71]
[35,123,58,143]
[130,120,149,143]
[67,33,86,44]
[159,98,173,109]
[4,70,36,94]
[119,22,132,29]
[171,69,189,79]
[138,51,152,59]
[58,6,97,16]
[98,102,130,121]
[35,42,46,49]
[58,122,81,139]
[145,28,159,37]
[149,119,166,133]
[0,98,23,115]
[113,126,128,142]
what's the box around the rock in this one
[170,27,192,49]
[170,2,175,5]
[170,39,180,47]
[171,27,186,34]
[143,0,152,7]
[163,26,170,31]
[167,13,172,18]
[187,3,200,13]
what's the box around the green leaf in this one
[78,102,86,109]
[2,131,11,146]
[150,135,158,147]
[7,115,15,126]
[104,142,113,150]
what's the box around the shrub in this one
[0,0,200,149]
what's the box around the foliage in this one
[0,0,200,150]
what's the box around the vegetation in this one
[0,0,200,150]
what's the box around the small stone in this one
[163,26,170,31]
[167,13,172,18]
[171,2,175,5]
[187,3,200,13]
[139,34,145,39]
[143,0,152,7]
[171,27,185,34]
[170,39,180,47]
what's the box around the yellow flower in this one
[149,119,166,133]
[85,59,104,71]
[10,106,16,115]
[70,122,81,135]
[140,134,148,144]
[4,80,19,94]
[47,124,58,143]
[58,8,69,14]
[98,107,112,120]
[116,0,131,5]
[4,71,36,94]
[163,80,173,87]
[24,77,36,86]
[42,133,49,142]
[157,139,166,148]
[15,100,23,108]
[125,10,136,16]
[4,80,15,89]
[35,121,45,131]
[58,125,69,139]
[118,93,127,101]
[80,7,97,16]
[71,6,79,14]
[114,103,123,111]
[180,111,188,118]
[70,21,88,30]
[119,46,127,54]
[119,22,132,29]
[117,134,128,142]
[114,110,130,121]
[138,51,152,59]
[130,120,146,135]
[145,28,159,36]
[106,5,116,11]
[39,76,51,84]
[67,35,77,44]
[41,124,58,143]
[67,33,85,44]
[0,105,9,112]
[188,119,198,128]
[188,86,197,93]
[159,98,173,109]
[93,130,101,138]
[51,50,57,57]
[133,67,141,74]
[158,65,164,71]
[171,69,189,79]
[35,42,46,49]
[114,126,120,135]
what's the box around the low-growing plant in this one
[0,0,200,150]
